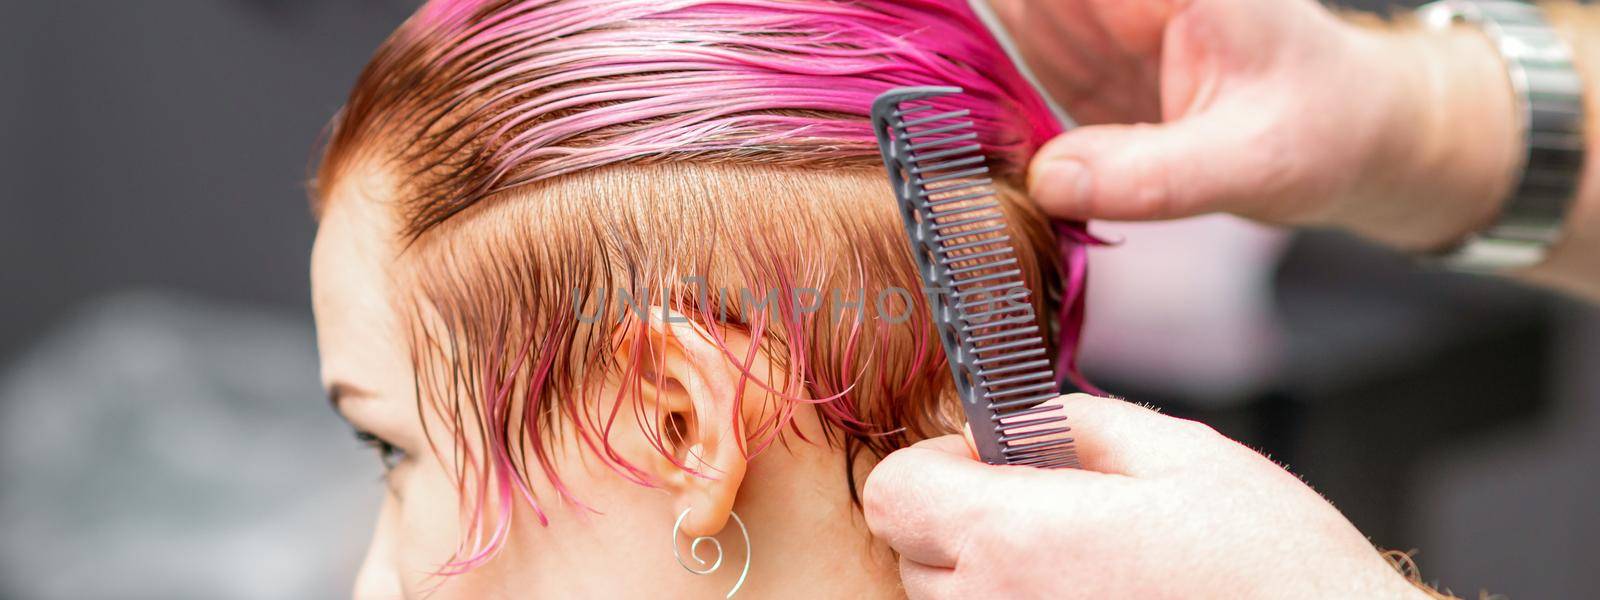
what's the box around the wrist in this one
[1525,1,1600,298]
[1364,24,1522,252]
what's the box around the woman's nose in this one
[351,503,406,600]
[352,555,405,600]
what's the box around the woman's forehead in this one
[311,171,409,378]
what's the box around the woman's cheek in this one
[377,456,483,596]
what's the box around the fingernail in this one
[1035,158,1093,215]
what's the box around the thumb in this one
[1028,107,1292,222]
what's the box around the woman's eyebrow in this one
[326,381,374,414]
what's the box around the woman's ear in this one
[612,307,759,538]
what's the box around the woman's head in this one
[310,0,1086,596]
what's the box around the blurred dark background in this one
[1,1,1595,598]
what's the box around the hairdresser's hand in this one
[997,0,1523,252]
[862,395,1431,599]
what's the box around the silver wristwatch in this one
[1418,0,1586,272]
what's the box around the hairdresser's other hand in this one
[998,0,1521,252]
[862,395,1430,599]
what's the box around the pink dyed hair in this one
[315,0,1093,573]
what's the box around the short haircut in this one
[314,0,1092,571]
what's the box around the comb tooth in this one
[928,190,985,209]
[916,165,989,186]
[937,235,1011,256]
[894,104,937,118]
[963,299,1034,315]
[984,382,1058,400]
[918,177,991,197]
[1005,442,1075,459]
[966,325,1040,345]
[996,414,1068,429]
[970,337,1037,354]
[947,256,1017,276]
[951,281,1017,299]
[1004,445,1076,463]
[979,368,1051,388]
[927,201,996,217]
[1008,445,1078,462]
[926,191,994,210]
[972,347,1047,365]
[963,316,1036,332]
[965,315,1037,333]
[977,313,1036,327]
[1002,437,1076,456]
[960,308,1026,324]
[997,427,1073,444]
[907,131,978,152]
[941,247,1013,267]
[930,214,1002,233]
[990,403,1062,421]
[1010,457,1071,469]
[977,359,1052,378]
[985,380,1057,397]
[998,418,1071,434]
[994,401,1068,422]
[950,269,1023,287]
[913,143,983,163]
[912,154,985,175]
[971,344,1047,359]
[934,208,992,232]
[903,120,972,140]
[990,391,1061,410]
[933,223,1006,244]
[901,108,971,129]
[997,411,1069,426]
[947,291,1024,310]
[954,289,1031,307]
[957,301,1024,320]
[929,201,1000,221]
[1016,456,1078,469]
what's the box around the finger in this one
[897,557,956,600]
[987,0,1173,124]
[988,0,1108,105]
[1053,393,1228,477]
[863,436,1003,567]
[1028,107,1297,222]
[864,396,1224,565]
[864,431,1116,568]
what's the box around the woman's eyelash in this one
[353,429,407,472]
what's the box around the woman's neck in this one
[724,410,905,598]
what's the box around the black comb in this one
[871,86,1080,469]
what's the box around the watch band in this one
[1418,0,1586,272]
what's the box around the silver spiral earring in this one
[672,507,750,599]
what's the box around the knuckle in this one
[1063,393,1142,418]
[1059,392,1114,411]
[1125,128,1180,218]
[1169,416,1221,440]
[861,456,906,516]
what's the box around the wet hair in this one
[313,0,1093,571]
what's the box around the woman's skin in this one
[313,1,1600,597]
[312,168,903,599]
[864,0,1600,598]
